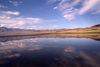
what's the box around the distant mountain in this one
[0,27,37,35]
[0,27,69,36]
[71,24,100,31]
[0,27,25,32]
[0,24,100,36]
[0,27,68,33]
[92,24,100,27]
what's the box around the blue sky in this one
[0,0,100,29]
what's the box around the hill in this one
[92,24,100,27]
[0,24,100,36]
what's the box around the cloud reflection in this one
[64,46,75,52]
[4,53,20,58]
[0,36,100,67]
[0,38,42,48]
[0,50,11,54]
[80,51,100,67]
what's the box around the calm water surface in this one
[0,35,100,67]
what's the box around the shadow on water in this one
[0,34,100,67]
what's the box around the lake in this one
[0,35,100,67]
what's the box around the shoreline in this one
[0,31,100,38]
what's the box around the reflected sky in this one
[0,35,100,67]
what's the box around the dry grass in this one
[0,29,100,38]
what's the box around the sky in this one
[0,0,100,30]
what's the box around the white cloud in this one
[26,17,41,21]
[0,14,43,29]
[0,16,10,19]
[0,4,8,8]
[54,7,58,9]
[47,0,61,4]
[0,19,16,23]
[92,9,100,14]
[63,15,75,20]
[9,1,18,6]
[2,11,20,15]
[79,0,100,15]
[0,21,26,29]
[0,16,57,29]
[44,20,58,22]
[67,7,73,10]
[47,0,80,20]
[0,15,59,29]
[24,17,42,23]
[0,10,59,29]
[0,17,43,29]
[58,0,80,11]
[53,25,58,28]
[26,26,43,30]
[0,24,5,27]
[75,9,78,11]
[47,0,100,20]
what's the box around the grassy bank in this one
[0,30,100,38]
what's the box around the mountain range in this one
[0,24,100,36]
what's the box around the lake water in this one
[0,35,100,67]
